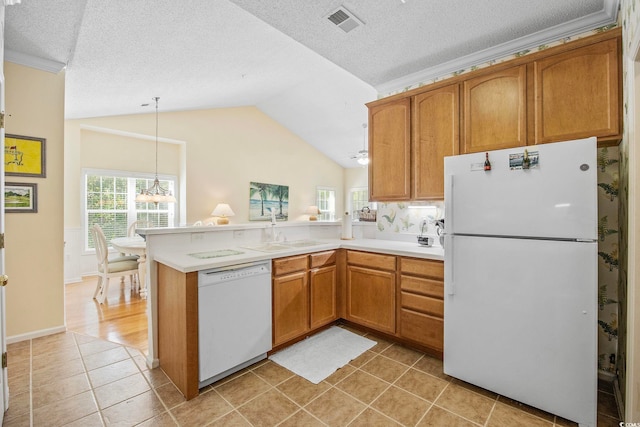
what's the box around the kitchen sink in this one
[243,243,292,252]
[282,240,324,247]
[188,249,245,259]
[243,240,324,252]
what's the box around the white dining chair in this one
[127,220,153,237]
[90,224,140,304]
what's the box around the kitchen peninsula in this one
[141,221,444,399]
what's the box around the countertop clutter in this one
[153,238,444,273]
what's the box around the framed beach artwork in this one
[5,134,46,177]
[249,181,289,221]
[5,182,37,213]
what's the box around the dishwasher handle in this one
[198,262,271,286]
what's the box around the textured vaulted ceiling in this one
[4,0,618,167]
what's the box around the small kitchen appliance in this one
[434,219,445,247]
[417,219,433,246]
[443,137,597,426]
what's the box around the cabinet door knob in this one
[0,275,9,287]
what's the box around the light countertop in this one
[153,238,444,273]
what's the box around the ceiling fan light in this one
[354,122,369,165]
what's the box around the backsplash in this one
[375,202,444,242]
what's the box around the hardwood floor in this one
[65,275,148,354]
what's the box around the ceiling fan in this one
[350,123,369,165]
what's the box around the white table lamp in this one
[212,203,235,225]
[306,205,320,221]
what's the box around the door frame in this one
[625,18,640,422]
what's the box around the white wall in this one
[65,106,346,280]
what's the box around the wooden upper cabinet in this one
[368,98,411,201]
[530,37,621,145]
[412,84,460,200]
[462,65,527,153]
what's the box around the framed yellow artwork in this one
[5,134,46,177]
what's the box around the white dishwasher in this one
[198,261,272,387]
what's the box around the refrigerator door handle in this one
[445,234,454,295]
[445,174,454,232]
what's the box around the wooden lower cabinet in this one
[399,310,443,351]
[398,257,444,353]
[157,263,199,400]
[273,271,309,346]
[157,251,445,402]
[310,265,337,329]
[272,251,338,347]
[346,251,397,334]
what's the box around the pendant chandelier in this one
[135,97,176,204]
[356,123,369,165]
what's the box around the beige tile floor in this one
[2,328,621,426]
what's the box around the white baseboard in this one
[147,355,159,369]
[64,276,83,285]
[7,325,67,344]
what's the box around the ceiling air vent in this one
[326,6,363,33]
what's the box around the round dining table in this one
[111,236,148,298]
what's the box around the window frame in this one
[82,168,178,254]
[316,186,336,221]
[350,187,375,221]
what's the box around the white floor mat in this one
[269,326,376,384]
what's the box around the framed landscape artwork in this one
[249,181,289,221]
[5,134,46,177]
[5,182,37,213]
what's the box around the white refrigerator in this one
[443,137,597,427]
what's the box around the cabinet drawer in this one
[400,276,444,299]
[347,250,396,271]
[310,250,336,268]
[273,255,308,276]
[399,309,443,351]
[401,292,443,317]
[400,258,443,280]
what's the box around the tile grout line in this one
[375,349,494,426]
[339,345,418,426]
[209,385,256,427]
[252,363,331,427]
[124,344,182,426]
[483,400,498,427]
[204,370,283,426]
[72,332,107,426]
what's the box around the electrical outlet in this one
[233,230,244,239]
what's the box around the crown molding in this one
[375,0,620,95]
[5,49,66,73]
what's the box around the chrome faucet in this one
[269,208,278,242]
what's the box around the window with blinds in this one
[316,187,336,221]
[84,170,176,251]
[350,187,376,219]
